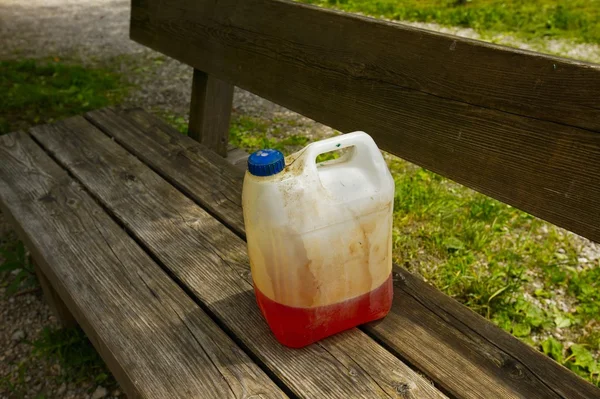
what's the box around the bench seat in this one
[0,128,284,398]
[1,108,597,398]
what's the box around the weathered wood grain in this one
[33,115,447,399]
[373,267,600,399]
[88,108,246,238]
[97,109,600,399]
[226,147,250,171]
[188,68,234,155]
[130,0,600,243]
[131,0,600,131]
[0,132,286,399]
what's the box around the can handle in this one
[301,131,387,177]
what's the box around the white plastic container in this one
[242,132,395,348]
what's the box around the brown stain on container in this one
[297,259,319,307]
[359,220,374,294]
[249,151,393,308]
[349,241,361,255]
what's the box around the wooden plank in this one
[91,107,246,238]
[131,0,600,131]
[0,132,286,399]
[34,114,447,399]
[130,0,600,243]
[226,147,250,171]
[94,108,600,399]
[189,68,234,156]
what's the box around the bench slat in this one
[32,115,447,399]
[0,132,286,399]
[130,0,600,243]
[87,108,600,399]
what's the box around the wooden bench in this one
[1,0,599,398]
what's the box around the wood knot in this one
[241,270,252,281]
[119,171,136,182]
[66,198,78,207]
[392,271,405,283]
[504,359,526,379]
[347,62,367,77]
[392,381,413,398]
[38,193,56,203]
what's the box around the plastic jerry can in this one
[242,132,395,348]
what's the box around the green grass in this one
[0,326,116,397]
[388,159,599,385]
[229,116,310,153]
[0,241,36,296]
[32,327,116,388]
[164,112,312,154]
[1,58,127,135]
[298,0,600,44]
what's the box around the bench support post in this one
[33,260,77,328]
[188,69,234,157]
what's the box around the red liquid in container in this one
[254,273,393,348]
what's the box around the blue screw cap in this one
[247,149,285,177]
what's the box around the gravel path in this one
[1,0,599,397]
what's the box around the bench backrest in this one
[130,0,600,243]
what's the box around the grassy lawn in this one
[0,59,126,135]
[298,0,600,44]
[389,159,599,383]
